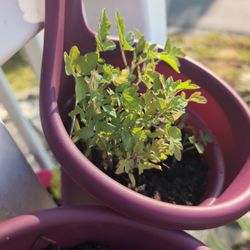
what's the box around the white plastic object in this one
[0,120,55,221]
[83,0,167,46]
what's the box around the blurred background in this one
[0,0,249,249]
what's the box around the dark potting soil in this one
[100,149,208,206]
[77,134,209,206]
[46,242,112,250]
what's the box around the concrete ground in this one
[167,0,250,35]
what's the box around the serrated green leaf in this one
[122,86,137,103]
[158,98,166,110]
[126,31,135,46]
[114,68,130,85]
[77,52,98,75]
[138,163,144,175]
[195,143,205,154]
[102,105,117,117]
[96,9,111,45]
[141,74,153,89]
[189,92,207,104]
[128,173,136,187]
[180,91,186,99]
[158,52,180,73]
[175,80,199,91]
[102,40,116,51]
[75,77,89,102]
[144,162,162,171]
[135,36,146,55]
[99,122,116,133]
[115,159,126,174]
[124,159,134,173]
[132,127,143,135]
[134,28,143,39]
[164,39,171,52]
[188,136,196,144]
[69,105,82,118]
[148,43,158,52]
[164,39,185,57]
[115,11,133,51]
[74,126,94,141]
[121,131,134,152]
[169,139,182,161]
[64,46,80,75]
[169,95,188,113]
[200,131,213,144]
[168,126,182,139]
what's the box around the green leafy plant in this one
[64,10,210,187]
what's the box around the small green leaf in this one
[96,9,114,52]
[69,105,82,118]
[121,131,134,152]
[124,159,134,173]
[138,163,144,175]
[169,139,182,161]
[135,36,146,55]
[74,126,94,141]
[158,52,180,73]
[64,46,80,75]
[114,68,130,85]
[115,159,126,174]
[168,126,182,139]
[188,136,196,144]
[77,52,98,75]
[102,40,116,51]
[128,173,136,187]
[99,122,116,133]
[75,77,89,102]
[144,162,162,171]
[175,80,199,91]
[115,11,133,51]
[169,96,188,113]
[189,92,207,104]
[200,132,213,144]
[164,39,171,52]
[134,28,143,39]
[164,39,184,57]
[125,31,135,46]
[103,105,117,118]
[195,143,205,154]
[122,86,137,103]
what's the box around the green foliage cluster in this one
[64,10,209,186]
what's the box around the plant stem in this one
[183,145,195,152]
[131,58,150,73]
[119,43,128,67]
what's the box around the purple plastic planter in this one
[0,206,211,250]
[40,0,250,229]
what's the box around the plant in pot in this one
[64,10,212,207]
[40,0,250,230]
[0,206,212,250]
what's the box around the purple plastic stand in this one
[0,206,211,250]
[40,0,250,229]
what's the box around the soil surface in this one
[103,150,208,206]
[47,242,111,250]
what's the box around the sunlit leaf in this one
[189,92,207,104]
